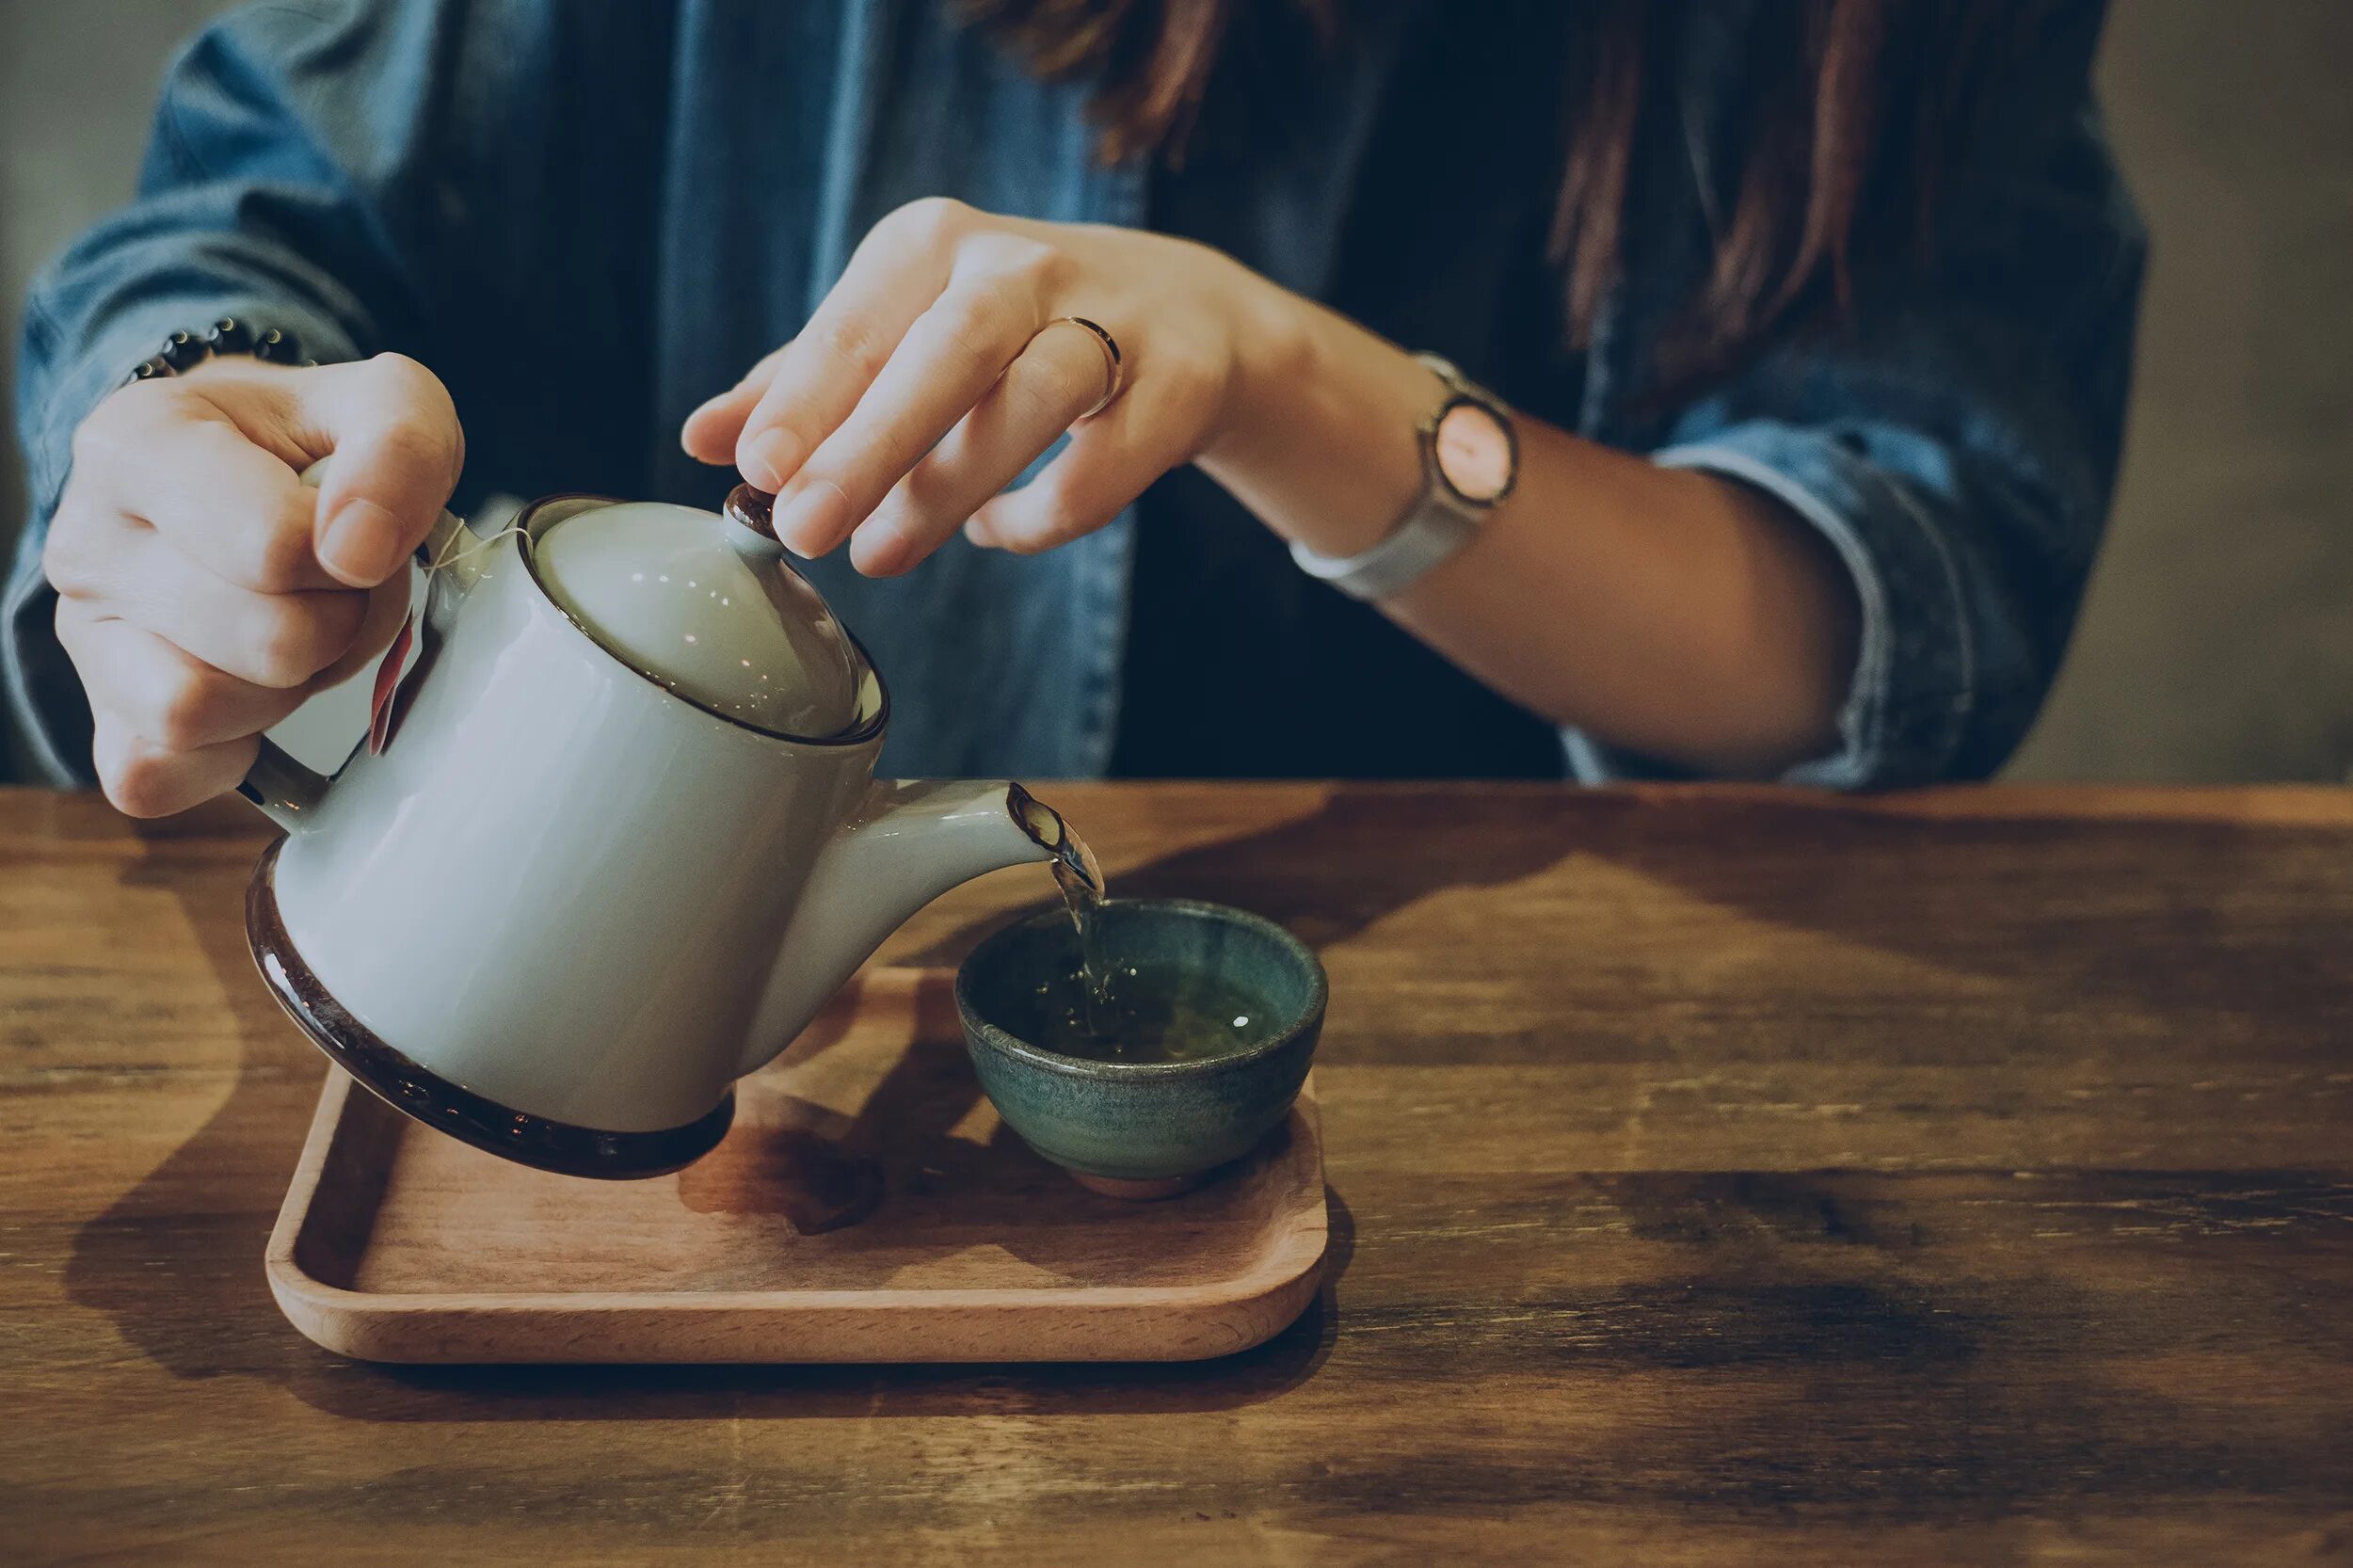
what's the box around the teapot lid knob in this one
[724,482,777,538]
[722,483,788,563]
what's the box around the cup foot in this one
[1064,1169,1207,1201]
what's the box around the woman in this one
[8,0,2141,807]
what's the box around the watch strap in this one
[1289,488,1483,601]
[1288,355,1509,602]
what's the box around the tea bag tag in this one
[365,519,516,754]
[365,610,419,755]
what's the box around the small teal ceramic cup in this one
[955,898,1326,1199]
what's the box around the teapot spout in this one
[742,779,1065,1073]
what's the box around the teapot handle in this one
[236,738,332,831]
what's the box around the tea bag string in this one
[422,519,522,580]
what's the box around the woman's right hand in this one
[43,352,463,817]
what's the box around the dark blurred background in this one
[5,0,2348,783]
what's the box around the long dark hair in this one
[969,0,2041,360]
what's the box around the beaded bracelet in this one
[123,316,319,386]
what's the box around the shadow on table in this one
[63,820,327,1386]
[896,786,2353,1020]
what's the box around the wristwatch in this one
[1289,353,1518,601]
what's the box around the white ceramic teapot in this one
[243,479,1077,1178]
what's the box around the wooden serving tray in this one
[264,970,1327,1364]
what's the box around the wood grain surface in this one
[3,783,2349,1566]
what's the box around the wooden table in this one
[4,783,2350,1565]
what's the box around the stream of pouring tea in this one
[1032,816,1273,1063]
[1049,823,1115,1038]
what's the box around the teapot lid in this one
[528,487,871,741]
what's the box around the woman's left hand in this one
[681,198,1282,576]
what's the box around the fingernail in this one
[773,480,851,558]
[320,500,404,584]
[851,522,906,578]
[743,427,801,493]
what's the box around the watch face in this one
[1433,397,1515,504]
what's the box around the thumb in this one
[299,354,465,587]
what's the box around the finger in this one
[730,196,976,493]
[90,710,258,820]
[296,355,465,588]
[966,383,1198,555]
[39,483,148,603]
[769,258,1058,560]
[56,600,310,753]
[107,529,371,690]
[72,378,341,595]
[680,344,792,464]
[849,320,1107,577]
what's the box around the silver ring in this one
[1040,315,1124,420]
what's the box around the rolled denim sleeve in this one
[1568,0,2144,789]
[7,6,442,782]
[1643,420,2016,791]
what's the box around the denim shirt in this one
[8,0,2142,788]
